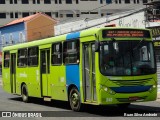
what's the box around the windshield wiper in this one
[133,39,145,51]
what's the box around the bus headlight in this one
[149,85,156,92]
[153,85,156,88]
[104,87,108,92]
[100,85,116,95]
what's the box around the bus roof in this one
[2,27,151,51]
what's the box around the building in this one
[0,12,57,66]
[0,0,155,26]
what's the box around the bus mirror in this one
[95,40,100,52]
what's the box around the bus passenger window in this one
[51,43,62,65]
[4,52,10,68]
[63,40,79,64]
[17,48,28,67]
[28,47,38,66]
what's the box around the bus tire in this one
[21,84,29,103]
[69,87,81,112]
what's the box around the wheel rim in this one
[71,92,79,107]
[22,86,27,101]
[70,89,80,110]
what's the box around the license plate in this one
[129,96,140,101]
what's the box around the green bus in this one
[2,27,157,111]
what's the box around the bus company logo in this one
[2,112,11,117]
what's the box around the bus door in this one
[40,49,50,96]
[83,43,97,102]
[10,53,16,93]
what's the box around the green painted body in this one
[2,27,157,106]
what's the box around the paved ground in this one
[0,86,160,119]
[0,76,160,119]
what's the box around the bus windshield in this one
[100,40,156,76]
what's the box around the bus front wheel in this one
[69,88,81,111]
[21,84,29,103]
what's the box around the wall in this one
[0,22,26,50]
[26,15,56,42]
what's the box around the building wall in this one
[0,0,154,26]
[0,22,26,50]
[26,15,56,42]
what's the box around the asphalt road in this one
[0,86,160,120]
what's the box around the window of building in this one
[14,0,17,4]
[63,40,79,64]
[52,43,62,65]
[10,0,13,4]
[60,14,63,18]
[22,12,30,17]
[18,49,28,67]
[44,0,51,4]
[10,12,14,18]
[15,12,18,18]
[19,32,24,43]
[115,0,121,3]
[37,0,40,4]
[134,0,139,3]
[55,0,58,4]
[28,47,38,66]
[90,12,98,14]
[22,0,29,4]
[66,0,72,4]
[4,52,10,68]
[143,0,148,3]
[9,34,13,44]
[125,0,130,3]
[1,36,5,47]
[81,12,89,14]
[59,0,62,4]
[76,14,80,17]
[45,12,52,17]
[55,12,58,17]
[0,13,6,19]
[76,0,79,4]
[0,0,5,4]
[33,0,36,4]
[100,0,103,4]
[66,14,73,17]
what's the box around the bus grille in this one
[111,78,152,86]
[116,96,147,102]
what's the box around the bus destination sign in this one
[102,29,151,38]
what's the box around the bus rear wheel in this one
[69,88,81,111]
[21,84,29,103]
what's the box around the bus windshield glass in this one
[100,40,156,76]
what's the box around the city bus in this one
[2,27,157,111]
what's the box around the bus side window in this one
[63,40,79,64]
[4,51,10,68]
[28,47,39,67]
[17,48,28,67]
[51,42,62,65]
